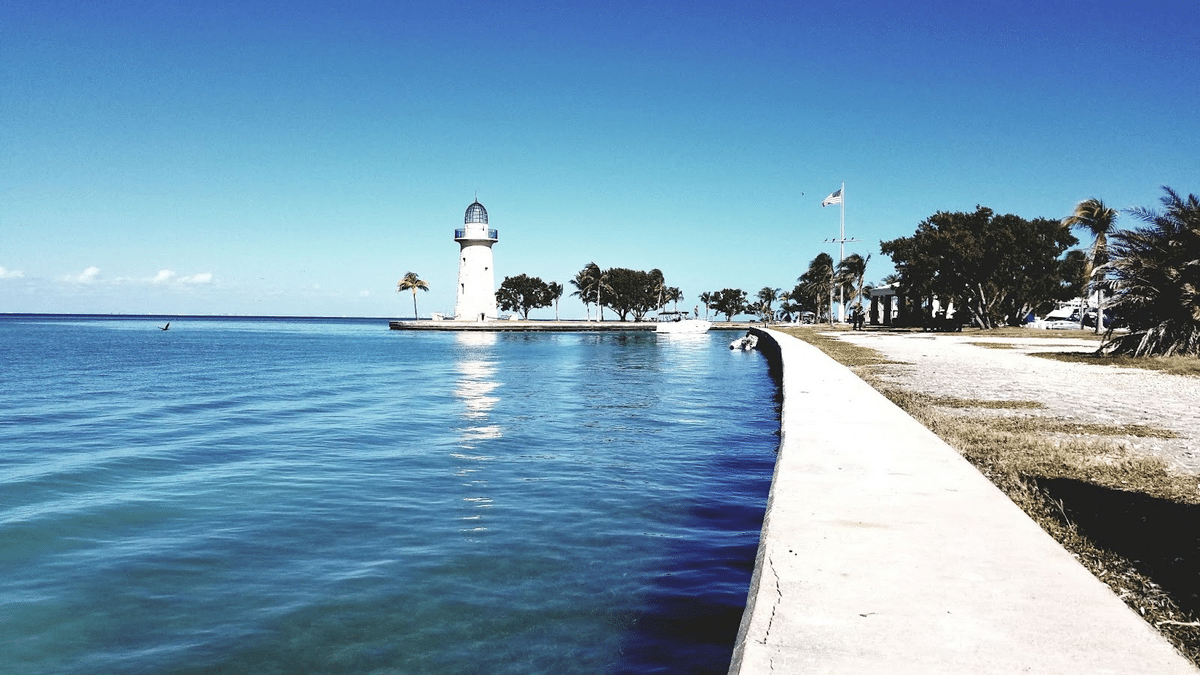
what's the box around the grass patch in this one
[984,417,1180,440]
[969,341,1016,349]
[1033,351,1200,378]
[777,325,1200,665]
[968,326,1103,340]
[918,393,1045,409]
[811,324,1105,340]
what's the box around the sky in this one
[2,0,1197,318]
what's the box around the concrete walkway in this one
[729,328,1196,674]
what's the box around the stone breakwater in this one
[832,331,1200,475]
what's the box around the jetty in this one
[730,327,1196,673]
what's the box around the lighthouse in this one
[453,199,499,321]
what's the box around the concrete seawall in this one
[729,328,1195,673]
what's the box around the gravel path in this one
[829,330,1200,475]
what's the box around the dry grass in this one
[789,323,1105,340]
[1033,351,1200,378]
[775,325,1200,664]
[967,326,1103,340]
[982,417,1179,440]
[919,394,1045,409]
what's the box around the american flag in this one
[821,188,843,207]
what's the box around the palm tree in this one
[663,286,683,312]
[756,287,780,323]
[699,291,713,320]
[1102,187,1200,356]
[569,271,591,320]
[836,253,871,311]
[548,281,563,320]
[396,272,429,319]
[777,291,794,322]
[799,253,835,325]
[594,265,611,321]
[570,263,601,320]
[1063,198,1119,332]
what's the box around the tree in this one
[797,253,835,324]
[547,281,563,320]
[836,253,871,313]
[1102,187,1200,356]
[756,287,780,323]
[663,286,683,312]
[397,271,429,319]
[699,292,713,320]
[1063,198,1119,332]
[709,288,748,321]
[777,291,805,323]
[495,274,554,319]
[602,267,664,321]
[1059,249,1090,301]
[595,266,610,320]
[570,263,602,320]
[881,206,1079,328]
[785,283,818,318]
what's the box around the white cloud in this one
[359,290,371,298]
[153,269,176,284]
[0,266,25,279]
[64,266,101,283]
[179,272,213,284]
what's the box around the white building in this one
[453,200,499,321]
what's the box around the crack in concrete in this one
[757,553,783,646]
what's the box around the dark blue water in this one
[0,316,778,674]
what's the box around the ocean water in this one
[0,316,779,674]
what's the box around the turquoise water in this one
[0,317,778,674]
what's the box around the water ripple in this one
[0,318,776,674]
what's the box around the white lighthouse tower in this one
[453,199,499,321]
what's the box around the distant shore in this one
[388,319,756,331]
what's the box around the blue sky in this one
[3,0,1197,318]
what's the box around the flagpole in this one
[821,182,857,325]
[838,181,845,323]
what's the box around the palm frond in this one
[1103,187,1200,356]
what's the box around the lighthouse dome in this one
[464,200,488,224]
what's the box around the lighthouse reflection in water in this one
[454,331,501,534]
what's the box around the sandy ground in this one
[828,330,1200,475]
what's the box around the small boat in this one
[654,311,712,334]
[730,333,758,350]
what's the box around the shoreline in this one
[388,319,755,331]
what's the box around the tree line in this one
[398,185,1198,355]
[395,259,875,325]
[880,186,1199,357]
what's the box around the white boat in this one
[654,311,712,334]
[1028,301,1086,330]
[729,333,758,350]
